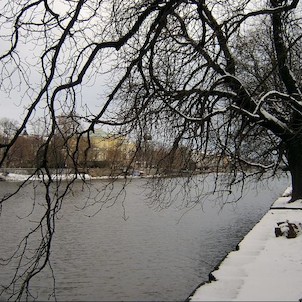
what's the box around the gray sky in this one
[0,91,26,121]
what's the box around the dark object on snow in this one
[275,221,302,238]
[208,272,216,281]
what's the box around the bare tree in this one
[0,118,19,167]
[1,0,302,299]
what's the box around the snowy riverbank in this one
[188,187,302,301]
[0,171,154,182]
[0,172,92,182]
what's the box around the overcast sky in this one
[0,74,111,128]
[0,91,26,121]
[0,0,114,126]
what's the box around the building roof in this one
[89,128,108,138]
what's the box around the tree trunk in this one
[286,138,302,202]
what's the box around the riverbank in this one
[0,172,92,182]
[0,171,153,182]
[187,187,302,301]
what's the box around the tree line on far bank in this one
[0,116,218,176]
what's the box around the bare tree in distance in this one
[0,0,302,299]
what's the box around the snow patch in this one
[0,172,91,182]
[282,187,292,197]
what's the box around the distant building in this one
[192,150,230,172]
[94,129,134,163]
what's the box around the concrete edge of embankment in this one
[184,208,265,301]
[185,187,302,301]
[184,220,257,302]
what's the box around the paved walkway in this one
[188,189,302,301]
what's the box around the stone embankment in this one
[187,187,302,301]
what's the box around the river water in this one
[0,175,289,301]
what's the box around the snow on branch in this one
[229,105,260,119]
[255,90,302,114]
[226,0,299,32]
[237,157,275,170]
[259,108,294,136]
[162,98,229,123]
[217,74,296,138]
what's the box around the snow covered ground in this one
[189,188,302,301]
[0,172,92,182]
[0,172,154,182]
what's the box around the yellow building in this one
[85,128,136,168]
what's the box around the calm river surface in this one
[0,175,289,301]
